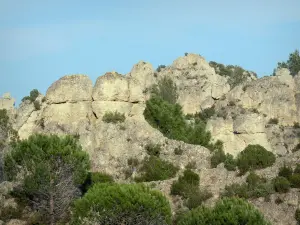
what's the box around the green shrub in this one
[156,64,166,72]
[41,97,46,103]
[171,169,200,198]
[80,172,114,194]
[135,156,178,182]
[71,183,172,225]
[223,172,274,199]
[275,49,300,76]
[237,145,276,175]
[268,118,279,124]
[22,89,39,103]
[294,164,300,174]
[293,143,300,152]
[289,174,300,188]
[295,208,300,224]
[185,189,213,210]
[294,122,300,128]
[151,76,178,104]
[4,134,90,224]
[273,176,291,193]
[278,164,293,179]
[174,147,183,155]
[102,111,125,124]
[224,153,237,171]
[177,197,271,225]
[210,148,226,168]
[33,100,41,110]
[144,95,211,147]
[145,143,161,157]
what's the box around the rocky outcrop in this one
[46,75,93,103]
[0,93,15,111]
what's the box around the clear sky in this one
[1,0,300,105]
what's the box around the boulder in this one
[46,75,93,103]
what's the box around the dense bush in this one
[209,61,257,88]
[156,64,166,72]
[22,89,39,103]
[223,172,274,199]
[80,171,114,194]
[135,156,178,182]
[275,49,300,76]
[176,197,271,225]
[4,134,90,225]
[210,148,226,168]
[171,169,200,197]
[237,145,276,175]
[144,95,212,147]
[145,143,161,157]
[268,118,279,124]
[33,100,41,110]
[210,145,236,171]
[278,164,293,179]
[151,76,179,104]
[171,169,211,209]
[273,176,291,193]
[289,174,300,188]
[224,153,237,171]
[102,111,125,123]
[71,183,172,225]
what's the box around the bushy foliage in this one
[186,106,216,123]
[151,76,179,104]
[295,208,300,224]
[22,89,39,103]
[80,172,114,194]
[273,176,291,193]
[210,148,226,168]
[268,118,279,124]
[289,174,300,188]
[171,169,211,209]
[135,156,178,182]
[294,122,300,128]
[223,172,274,199]
[237,145,276,175]
[156,64,166,72]
[275,49,300,76]
[176,197,271,225]
[210,144,236,171]
[278,164,293,179]
[102,111,125,123]
[209,61,257,88]
[145,143,161,157]
[144,95,212,147]
[71,183,172,225]
[4,134,90,224]
[224,153,237,171]
[33,100,41,110]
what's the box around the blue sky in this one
[1,0,300,105]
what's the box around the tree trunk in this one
[50,178,55,225]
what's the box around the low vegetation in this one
[223,172,274,199]
[171,169,212,209]
[236,144,276,175]
[135,156,178,182]
[145,143,161,157]
[21,89,39,103]
[209,61,257,88]
[268,118,279,125]
[71,183,172,225]
[102,111,126,123]
[176,197,271,225]
[274,49,300,76]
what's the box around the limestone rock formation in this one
[0,93,15,111]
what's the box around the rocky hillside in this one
[1,53,300,224]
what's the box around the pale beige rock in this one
[6,220,27,225]
[46,75,93,103]
[92,101,133,119]
[128,78,145,103]
[93,72,129,101]
[0,93,15,110]
[127,61,156,90]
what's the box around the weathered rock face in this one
[46,75,93,103]
[159,54,230,114]
[0,93,15,110]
